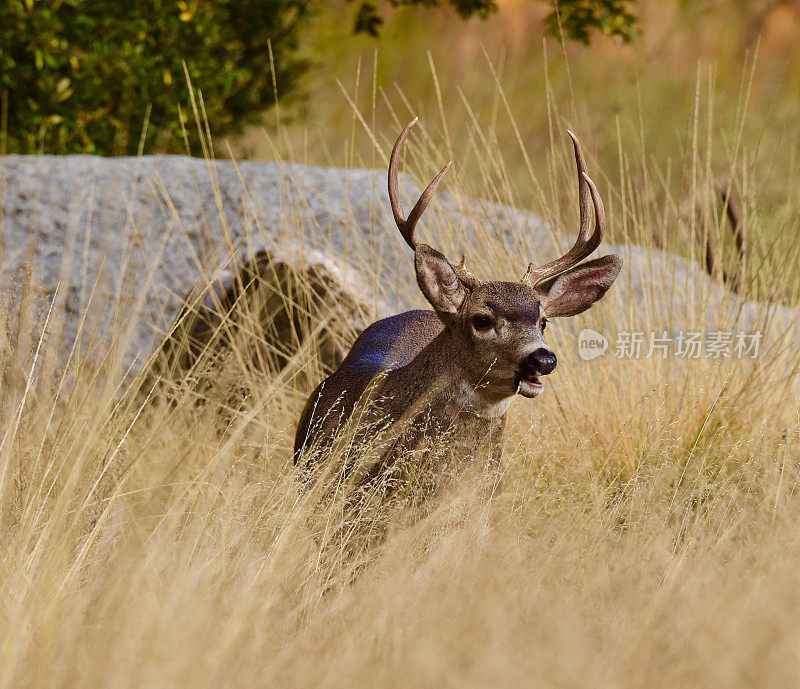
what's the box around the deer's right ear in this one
[415,245,467,318]
[537,254,622,318]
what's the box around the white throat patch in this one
[455,380,515,419]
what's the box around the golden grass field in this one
[3,4,800,685]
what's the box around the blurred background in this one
[2,0,799,301]
[4,1,799,162]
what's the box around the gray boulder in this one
[0,155,793,376]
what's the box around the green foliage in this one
[348,0,637,42]
[545,0,638,44]
[350,0,496,36]
[0,0,640,155]
[0,0,308,155]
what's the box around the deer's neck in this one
[387,329,515,420]
[454,380,515,419]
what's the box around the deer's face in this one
[414,244,621,402]
[452,281,555,399]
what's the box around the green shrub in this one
[0,0,308,154]
[350,0,638,44]
[0,0,639,155]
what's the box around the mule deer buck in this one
[294,119,622,493]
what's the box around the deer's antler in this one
[521,131,606,288]
[389,118,480,288]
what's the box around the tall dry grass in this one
[242,0,800,302]
[1,70,800,688]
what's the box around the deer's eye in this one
[472,314,496,332]
[540,318,548,333]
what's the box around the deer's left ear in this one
[538,255,622,318]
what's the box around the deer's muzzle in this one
[525,348,557,376]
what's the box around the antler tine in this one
[405,162,452,236]
[568,129,593,243]
[522,131,605,287]
[581,171,605,246]
[388,117,452,250]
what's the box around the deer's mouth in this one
[516,372,544,398]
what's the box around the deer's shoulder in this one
[341,309,444,376]
[293,309,443,461]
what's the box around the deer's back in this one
[293,310,444,459]
[341,309,443,374]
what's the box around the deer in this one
[293,119,622,495]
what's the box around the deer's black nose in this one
[526,348,557,375]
